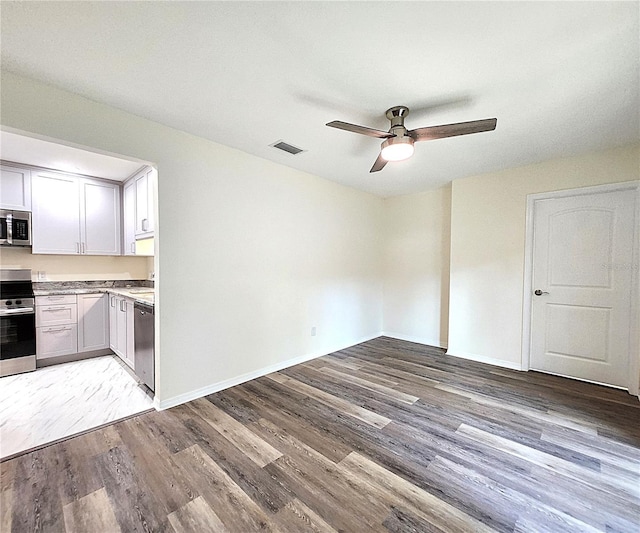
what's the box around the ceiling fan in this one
[326,106,497,173]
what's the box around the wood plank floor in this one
[2,337,639,532]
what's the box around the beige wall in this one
[447,143,640,368]
[0,247,150,281]
[1,71,383,407]
[382,186,451,347]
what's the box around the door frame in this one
[521,181,640,396]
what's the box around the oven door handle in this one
[0,307,35,316]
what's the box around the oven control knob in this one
[5,301,12,306]
[16,300,22,305]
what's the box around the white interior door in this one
[530,188,636,388]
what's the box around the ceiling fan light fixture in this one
[380,136,415,162]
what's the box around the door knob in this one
[534,289,549,296]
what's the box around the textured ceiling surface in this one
[1,2,638,196]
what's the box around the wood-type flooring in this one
[2,337,639,532]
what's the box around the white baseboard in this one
[381,332,447,350]
[445,349,524,371]
[155,333,382,410]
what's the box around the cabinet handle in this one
[110,296,116,307]
[45,327,72,333]
[47,296,65,300]
[81,242,86,254]
[142,218,148,232]
[76,242,80,254]
[131,242,135,253]
[43,306,68,311]
[120,300,126,312]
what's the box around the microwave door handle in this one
[6,213,12,245]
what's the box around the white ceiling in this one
[0,131,144,181]
[1,2,638,197]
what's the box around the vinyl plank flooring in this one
[183,398,282,468]
[339,451,495,533]
[267,371,391,428]
[457,423,640,501]
[4,336,639,533]
[275,498,338,533]
[61,487,121,533]
[221,384,354,463]
[115,416,196,515]
[170,402,293,514]
[172,444,278,533]
[9,451,67,533]
[315,366,419,404]
[93,445,169,533]
[167,496,227,533]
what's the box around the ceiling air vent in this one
[270,140,305,155]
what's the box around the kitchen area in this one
[0,130,157,460]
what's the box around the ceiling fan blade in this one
[370,153,388,173]
[327,121,393,139]
[408,118,497,142]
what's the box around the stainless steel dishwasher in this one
[134,301,155,391]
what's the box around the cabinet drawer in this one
[36,295,77,306]
[36,325,78,359]
[36,303,77,327]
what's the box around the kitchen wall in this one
[1,247,150,281]
[0,71,383,407]
[447,143,640,369]
[382,185,451,348]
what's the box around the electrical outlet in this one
[311,326,317,337]
[37,271,47,281]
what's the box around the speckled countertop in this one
[33,280,154,306]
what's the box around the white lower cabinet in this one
[36,325,78,359]
[36,293,109,360]
[78,293,109,353]
[109,294,134,368]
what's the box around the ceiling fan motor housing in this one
[380,107,414,161]
[386,105,410,127]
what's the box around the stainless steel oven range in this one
[0,269,36,377]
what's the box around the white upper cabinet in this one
[32,172,81,254]
[0,164,31,211]
[32,170,121,255]
[134,167,155,238]
[122,179,136,256]
[81,179,121,255]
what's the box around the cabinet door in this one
[0,164,31,211]
[108,294,118,352]
[36,325,78,359]
[123,179,136,256]
[81,179,121,255]
[78,294,109,353]
[124,299,135,367]
[116,297,130,364]
[31,172,81,254]
[135,168,155,237]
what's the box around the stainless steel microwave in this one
[0,210,32,246]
